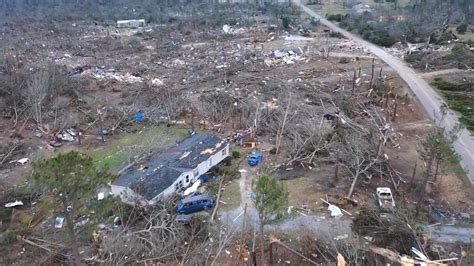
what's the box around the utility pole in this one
[334,150,340,184]
[97,108,105,143]
[191,107,195,132]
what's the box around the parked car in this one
[176,194,214,214]
[248,151,263,167]
[376,187,395,211]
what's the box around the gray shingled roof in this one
[112,134,224,200]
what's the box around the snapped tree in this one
[31,151,107,266]
[254,174,288,265]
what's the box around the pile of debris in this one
[265,48,307,66]
[385,42,452,58]
[222,24,247,35]
[69,66,145,84]
[334,39,370,54]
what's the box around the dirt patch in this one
[433,173,474,212]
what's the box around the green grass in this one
[317,4,349,16]
[445,94,474,132]
[433,78,474,132]
[89,125,188,171]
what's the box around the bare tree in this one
[338,133,381,198]
[153,86,187,124]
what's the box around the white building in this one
[111,134,229,205]
[116,19,146,28]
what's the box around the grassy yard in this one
[448,27,474,42]
[283,176,327,215]
[89,125,188,171]
[306,0,411,16]
[310,3,348,16]
[219,180,241,211]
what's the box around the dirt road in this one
[293,0,474,183]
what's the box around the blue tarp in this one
[135,111,144,123]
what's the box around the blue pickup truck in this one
[248,152,263,167]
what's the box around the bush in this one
[310,18,320,26]
[0,207,13,226]
[449,44,467,59]
[3,230,17,244]
[329,31,344,38]
[281,16,291,29]
[232,150,241,159]
[433,78,468,91]
[339,57,350,64]
[326,14,344,22]
[436,31,456,44]
[369,33,397,47]
[456,23,468,34]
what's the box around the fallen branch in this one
[0,141,20,165]
[20,237,52,253]
[269,235,318,265]
[320,198,352,216]
[210,178,224,222]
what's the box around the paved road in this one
[425,225,474,244]
[293,0,474,183]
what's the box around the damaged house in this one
[111,134,230,205]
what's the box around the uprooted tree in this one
[31,151,108,265]
[352,205,423,255]
[336,130,383,198]
[254,174,288,265]
[98,199,239,265]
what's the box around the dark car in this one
[176,194,214,214]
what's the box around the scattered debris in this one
[16,158,30,165]
[267,48,306,66]
[337,253,346,266]
[184,180,202,196]
[74,218,90,228]
[176,214,193,223]
[49,140,63,148]
[328,204,343,217]
[320,198,351,217]
[221,24,246,35]
[5,200,24,208]
[151,78,164,87]
[222,24,232,34]
[333,234,348,241]
[284,35,313,42]
[54,216,65,229]
[97,192,105,201]
[58,128,77,142]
